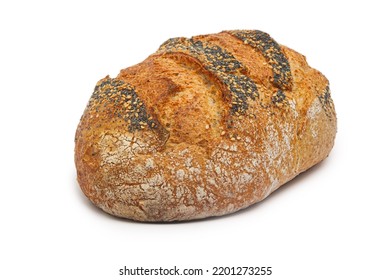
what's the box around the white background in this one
[1,0,389,279]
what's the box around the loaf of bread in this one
[75,30,336,222]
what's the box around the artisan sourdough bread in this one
[75,30,336,221]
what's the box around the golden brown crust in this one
[75,30,336,221]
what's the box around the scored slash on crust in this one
[226,30,293,91]
[88,77,159,131]
[318,85,336,119]
[157,37,259,116]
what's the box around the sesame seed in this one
[228,30,292,91]
[158,36,258,115]
[89,77,158,132]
